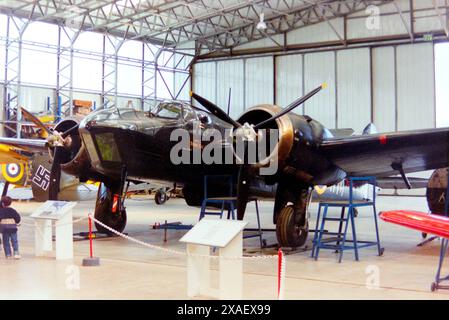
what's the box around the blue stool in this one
[311,176,384,263]
[200,175,235,220]
[199,175,264,248]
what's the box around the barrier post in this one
[82,214,100,266]
[278,248,285,300]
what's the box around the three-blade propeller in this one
[190,83,326,219]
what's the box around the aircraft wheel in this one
[155,190,168,205]
[276,205,308,249]
[94,209,127,235]
[431,282,437,292]
[94,183,127,234]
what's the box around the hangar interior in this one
[0,0,449,300]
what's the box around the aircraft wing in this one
[376,176,429,189]
[380,210,449,239]
[319,127,449,178]
[0,137,47,152]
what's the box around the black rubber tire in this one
[276,205,308,248]
[155,190,168,205]
[94,210,127,235]
[431,282,437,292]
[94,183,127,235]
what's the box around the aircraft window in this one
[154,103,182,119]
[94,132,121,162]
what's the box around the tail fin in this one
[362,123,377,135]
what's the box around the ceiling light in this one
[256,13,267,30]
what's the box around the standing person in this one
[0,196,21,259]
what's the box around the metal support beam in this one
[433,0,449,37]
[142,43,157,111]
[3,15,29,138]
[56,26,81,118]
[101,34,125,109]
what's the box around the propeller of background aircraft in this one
[190,83,326,219]
[20,107,52,138]
[20,107,80,200]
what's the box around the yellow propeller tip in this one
[321,82,328,89]
[189,91,193,97]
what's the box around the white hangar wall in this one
[193,0,442,133]
[194,42,436,133]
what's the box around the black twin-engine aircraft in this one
[2,84,448,248]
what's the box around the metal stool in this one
[311,176,384,262]
[199,175,264,248]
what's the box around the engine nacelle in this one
[236,104,294,171]
[426,168,449,215]
[48,118,90,177]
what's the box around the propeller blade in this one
[190,91,241,128]
[254,83,327,129]
[61,124,79,138]
[20,107,52,138]
[236,140,250,220]
[236,164,250,220]
[48,146,63,200]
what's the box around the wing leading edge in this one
[0,137,47,154]
[318,127,449,178]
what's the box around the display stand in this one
[31,201,77,260]
[180,219,248,300]
[432,176,449,291]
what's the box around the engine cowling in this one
[48,118,90,177]
[236,104,294,171]
[427,168,449,215]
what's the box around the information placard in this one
[31,201,77,220]
[180,219,248,248]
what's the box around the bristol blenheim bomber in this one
[2,84,448,248]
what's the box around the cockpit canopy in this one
[153,102,196,121]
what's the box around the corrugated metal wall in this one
[192,62,216,106]
[336,48,371,132]
[396,43,435,130]
[303,51,336,129]
[193,42,437,133]
[216,60,244,119]
[275,54,303,110]
[372,47,396,133]
[245,57,274,107]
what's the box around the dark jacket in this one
[0,207,21,232]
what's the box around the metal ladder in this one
[311,176,384,263]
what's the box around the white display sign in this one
[180,219,248,248]
[32,200,77,260]
[31,201,77,220]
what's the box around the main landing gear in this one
[275,183,312,249]
[94,182,128,234]
[94,167,128,235]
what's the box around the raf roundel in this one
[2,163,26,184]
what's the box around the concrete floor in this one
[1,194,449,300]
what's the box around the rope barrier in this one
[89,214,278,261]
[22,212,287,298]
